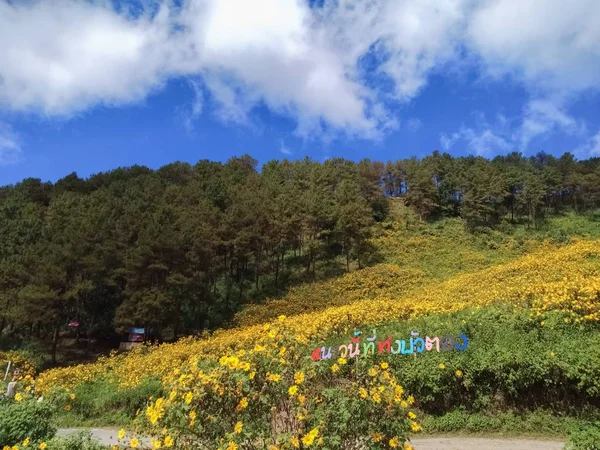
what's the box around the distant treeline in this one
[0,151,598,363]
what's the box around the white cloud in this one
[406,118,422,132]
[279,140,292,156]
[440,126,510,156]
[0,123,23,166]
[440,132,459,151]
[575,131,600,158]
[467,0,600,94]
[519,100,586,149]
[177,78,204,133]
[0,0,599,140]
[0,1,177,115]
[441,95,596,156]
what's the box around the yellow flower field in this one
[234,264,427,326]
[35,238,600,394]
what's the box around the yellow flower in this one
[410,421,422,432]
[438,363,445,369]
[359,387,368,398]
[301,428,319,447]
[15,393,23,402]
[404,444,414,450]
[236,397,249,411]
[331,364,340,373]
[368,367,378,377]
[290,437,300,449]
[288,385,298,397]
[337,357,347,365]
[69,393,75,400]
[164,436,174,447]
[371,433,383,442]
[267,373,281,382]
[298,394,306,405]
[64,404,71,411]
[234,421,243,434]
[39,444,47,450]
[294,371,305,384]
[130,438,139,448]
[400,400,408,408]
[118,429,126,440]
[380,362,389,369]
[455,370,463,378]
[278,315,286,322]
[151,438,162,449]
[407,395,415,405]
[408,411,416,419]
[184,392,193,404]
[22,437,30,447]
[389,437,399,448]
[226,442,238,450]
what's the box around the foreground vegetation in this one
[0,237,595,448]
[4,303,600,449]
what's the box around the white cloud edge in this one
[439,99,598,157]
[0,123,24,166]
[279,139,292,155]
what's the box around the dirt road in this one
[410,437,565,450]
[57,429,566,449]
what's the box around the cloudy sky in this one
[1,0,599,184]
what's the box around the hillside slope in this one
[234,202,600,326]
[36,238,600,393]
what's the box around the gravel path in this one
[410,437,565,450]
[57,429,566,449]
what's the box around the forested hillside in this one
[1,151,599,365]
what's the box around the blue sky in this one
[1,0,600,186]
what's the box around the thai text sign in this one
[310,329,469,361]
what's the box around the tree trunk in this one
[255,254,260,291]
[274,250,280,286]
[346,248,350,273]
[51,323,61,366]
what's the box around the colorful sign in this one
[129,327,145,343]
[310,329,469,361]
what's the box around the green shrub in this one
[51,376,163,425]
[320,305,600,418]
[47,430,108,450]
[565,422,600,450]
[0,399,56,446]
